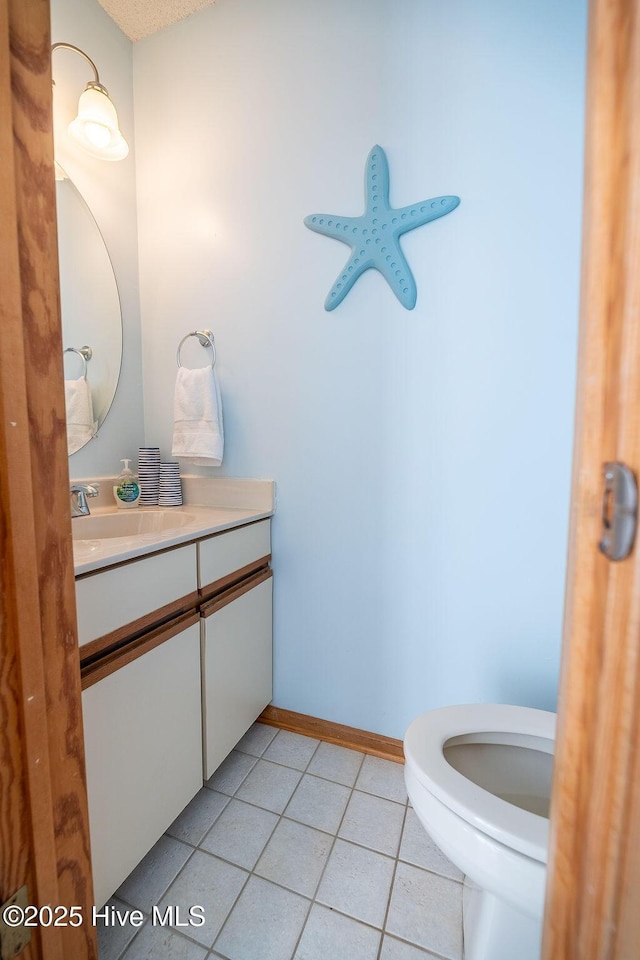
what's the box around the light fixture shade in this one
[68,83,129,161]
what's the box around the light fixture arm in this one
[51,42,101,85]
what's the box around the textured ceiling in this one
[97,0,217,42]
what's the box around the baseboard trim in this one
[258,705,404,764]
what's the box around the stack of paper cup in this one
[138,447,160,505]
[159,461,182,507]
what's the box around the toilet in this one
[404,704,555,960]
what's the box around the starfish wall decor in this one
[304,145,460,311]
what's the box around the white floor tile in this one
[157,850,248,948]
[254,818,332,898]
[200,798,278,870]
[116,835,192,914]
[339,790,405,856]
[316,838,395,928]
[380,934,441,960]
[306,741,365,787]
[399,808,463,881]
[284,773,351,834]
[96,897,141,960]
[214,876,309,960]
[235,758,302,813]
[166,788,229,846]
[234,722,279,757]
[355,755,408,804]
[262,729,320,770]
[294,903,381,960]
[101,730,462,960]
[205,751,258,796]
[386,862,463,960]
[120,922,207,960]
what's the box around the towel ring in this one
[176,329,216,369]
[64,345,92,377]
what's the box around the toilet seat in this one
[404,704,555,863]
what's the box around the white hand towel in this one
[171,366,224,466]
[64,376,96,455]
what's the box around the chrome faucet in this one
[70,483,99,518]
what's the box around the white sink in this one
[72,509,195,541]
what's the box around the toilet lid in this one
[404,704,556,863]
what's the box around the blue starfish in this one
[304,145,460,311]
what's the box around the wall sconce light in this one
[51,42,129,161]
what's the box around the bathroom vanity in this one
[73,478,274,906]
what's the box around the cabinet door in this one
[82,620,202,907]
[202,573,273,779]
[198,519,271,594]
[76,543,197,648]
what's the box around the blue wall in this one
[134,0,588,738]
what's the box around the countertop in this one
[72,477,275,576]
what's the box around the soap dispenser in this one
[113,459,141,509]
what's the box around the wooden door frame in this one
[0,0,96,957]
[543,0,640,956]
[1,0,639,958]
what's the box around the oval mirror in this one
[56,165,122,455]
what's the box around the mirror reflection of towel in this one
[65,376,96,455]
[171,366,224,466]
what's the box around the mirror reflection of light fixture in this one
[51,42,129,161]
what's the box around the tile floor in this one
[98,724,463,960]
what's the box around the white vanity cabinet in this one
[76,515,273,906]
[82,615,201,907]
